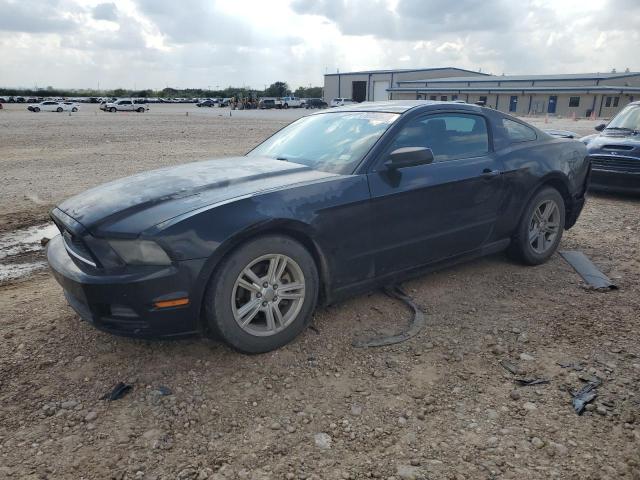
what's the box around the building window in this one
[429,95,437,101]
[440,95,448,101]
[569,96,580,107]
[613,97,620,107]
[479,96,488,105]
[605,96,612,107]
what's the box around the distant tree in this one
[294,86,323,98]
[265,81,289,97]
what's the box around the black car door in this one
[366,111,506,277]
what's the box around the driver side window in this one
[388,113,489,162]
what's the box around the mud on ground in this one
[0,104,638,479]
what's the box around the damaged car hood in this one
[56,156,336,235]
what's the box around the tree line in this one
[0,82,323,99]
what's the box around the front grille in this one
[590,155,640,174]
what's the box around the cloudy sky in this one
[1,0,639,90]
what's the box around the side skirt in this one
[323,238,511,305]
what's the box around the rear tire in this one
[509,186,565,265]
[204,235,319,354]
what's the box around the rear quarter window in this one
[502,118,537,143]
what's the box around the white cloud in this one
[0,0,638,90]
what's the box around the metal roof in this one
[311,100,485,114]
[388,85,640,94]
[324,67,488,77]
[396,72,640,84]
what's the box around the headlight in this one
[108,239,171,266]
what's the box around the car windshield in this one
[606,105,640,131]
[248,112,399,174]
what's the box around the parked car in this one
[47,101,589,353]
[61,101,80,112]
[305,98,328,109]
[27,101,67,112]
[259,98,277,109]
[581,101,640,193]
[105,99,148,113]
[196,100,217,107]
[280,96,304,108]
[330,98,355,107]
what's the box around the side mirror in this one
[384,147,434,170]
[595,123,606,132]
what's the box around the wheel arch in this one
[191,219,331,334]
[520,172,573,228]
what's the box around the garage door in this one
[373,81,389,101]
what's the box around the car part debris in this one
[557,361,584,371]
[352,285,425,348]
[571,378,602,415]
[156,386,172,396]
[101,382,132,401]
[514,378,550,386]
[559,251,617,290]
[499,359,522,375]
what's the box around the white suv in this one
[330,98,356,107]
[280,96,304,108]
[105,99,148,113]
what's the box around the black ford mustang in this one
[581,100,640,193]
[48,101,589,353]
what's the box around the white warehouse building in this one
[323,68,640,117]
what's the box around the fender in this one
[189,218,333,331]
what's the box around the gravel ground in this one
[0,103,638,479]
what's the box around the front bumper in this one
[589,169,640,194]
[47,234,206,338]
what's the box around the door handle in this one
[481,168,502,178]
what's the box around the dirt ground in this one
[0,103,639,480]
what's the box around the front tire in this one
[56,107,63,112]
[109,107,116,112]
[204,235,319,353]
[72,107,78,112]
[137,107,145,112]
[33,107,40,112]
[509,186,565,265]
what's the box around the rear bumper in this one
[47,234,206,339]
[589,169,640,194]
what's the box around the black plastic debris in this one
[557,361,584,371]
[560,251,618,290]
[499,359,522,375]
[571,378,602,415]
[156,386,172,396]
[514,378,550,386]
[101,382,132,401]
[352,285,426,348]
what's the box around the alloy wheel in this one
[231,254,306,337]
[528,199,560,254]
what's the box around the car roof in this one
[321,100,487,114]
